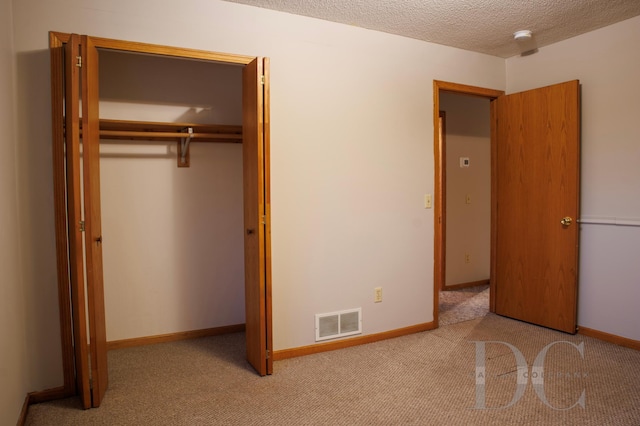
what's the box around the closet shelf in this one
[96,119,242,143]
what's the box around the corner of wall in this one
[0,1,32,424]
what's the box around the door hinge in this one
[76,55,82,68]
[261,215,266,225]
[260,75,265,85]
[79,221,85,232]
[266,349,270,360]
[89,377,93,389]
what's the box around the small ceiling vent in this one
[315,308,362,341]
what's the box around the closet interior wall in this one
[98,50,245,342]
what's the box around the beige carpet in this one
[26,314,640,425]
[439,284,489,326]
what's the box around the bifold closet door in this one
[81,35,109,407]
[243,57,273,376]
[63,34,109,408]
[56,33,272,407]
[64,33,92,409]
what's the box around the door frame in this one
[50,32,273,401]
[436,110,446,292]
[432,80,504,325]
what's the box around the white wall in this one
[440,93,491,287]
[98,51,245,341]
[0,0,29,423]
[507,15,640,340]
[11,0,505,376]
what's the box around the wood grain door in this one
[81,35,109,407]
[63,34,109,408]
[242,57,273,375]
[64,34,92,409]
[493,80,580,333]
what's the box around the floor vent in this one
[315,308,362,341]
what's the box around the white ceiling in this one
[221,0,640,58]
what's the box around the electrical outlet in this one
[374,287,383,303]
[465,253,471,264]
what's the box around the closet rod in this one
[99,130,242,141]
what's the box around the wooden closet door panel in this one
[243,57,271,376]
[81,35,108,407]
[263,57,273,375]
[64,33,92,410]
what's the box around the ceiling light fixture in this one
[513,30,533,41]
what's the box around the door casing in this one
[433,80,505,325]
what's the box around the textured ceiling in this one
[221,0,640,58]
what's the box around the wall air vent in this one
[315,308,362,342]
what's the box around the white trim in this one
[579,217,640,227]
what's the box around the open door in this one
[493,80,580,334]
[64,34,92,409]
[62,34,109,408]
[81,35,109,406]
[242,57,273,375]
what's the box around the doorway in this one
[98,49,246,349]
[433,79,581,333]
[437,92,492,325]
[436,91,493,325]
[50,32,273,409]
[433,81,504,326]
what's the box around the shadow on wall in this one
[99,50,242,124]
[15,48,64,387]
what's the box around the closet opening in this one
[98,48,247,348]
[50,32,272,409]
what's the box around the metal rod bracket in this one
[178,127,193,167]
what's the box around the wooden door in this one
[62,34,109,408]
[64,34,92,409]
[242,57,273,375]
[493,80,580,333]
[81,35,109,407]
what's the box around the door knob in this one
[560,217,573,226]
